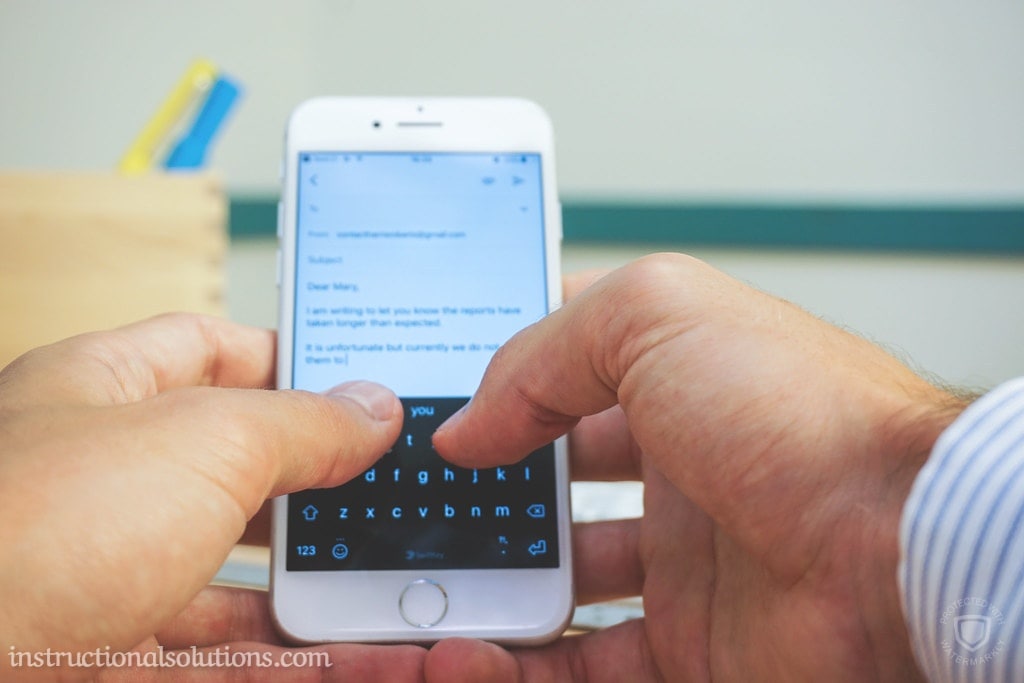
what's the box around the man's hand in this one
[429,253,967,681]
[0,314,426,681]
[0,254,970,682]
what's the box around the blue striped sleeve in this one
[900,377,1024,682]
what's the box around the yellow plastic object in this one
[117,59,218,175]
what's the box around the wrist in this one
[858,389,971,679]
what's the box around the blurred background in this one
[3,0,1021,388]
[4,0,1023,200]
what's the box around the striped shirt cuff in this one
[899,377,1024,682]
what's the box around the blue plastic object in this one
[164,75,242,169]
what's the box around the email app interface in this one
[287,151,559,570]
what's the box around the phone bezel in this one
[271,97,572,644]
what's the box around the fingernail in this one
[436,402,469,435]
[325,380,398,422]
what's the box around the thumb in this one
[431,257,671,467]
[269,380,405,496]
[0,380,403,656]
[152,379,404,518]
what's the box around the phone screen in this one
[286,151,560,571]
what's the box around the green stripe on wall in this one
[230,197,1024,254]
[230,198,280,239]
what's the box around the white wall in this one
[1,0,1022,199]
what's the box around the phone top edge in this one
[286,97,554,148]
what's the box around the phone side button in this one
[275,248,282,289]
[398,579,448,629]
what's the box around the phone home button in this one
[399,579,448,628]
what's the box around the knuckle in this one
[614,252,705,305]
[588,252,707,382]
[69,330,155,404]
[148,312,225,386]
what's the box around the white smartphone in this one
[271,97,573,644]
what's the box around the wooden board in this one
[0,172,226,367]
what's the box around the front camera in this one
[372,120,381,129]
